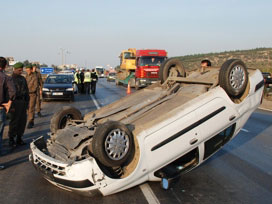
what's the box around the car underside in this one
[29,58,264,196]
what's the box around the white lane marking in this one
[90,94,160,204]
[258,107,272,112]
[140,183,160,204]
[241,128,249,133]
[90,94,101,109]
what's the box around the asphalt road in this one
[0,78,271,204]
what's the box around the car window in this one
[45,75,72,84]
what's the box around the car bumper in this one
[42,91,74,100]
[29,136,104,196]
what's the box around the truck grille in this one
[33,154,66,176]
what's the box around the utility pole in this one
[60,48,65,66]
[64,50,71,65]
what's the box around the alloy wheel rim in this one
[229,65,245,90]
[105,129,129,161]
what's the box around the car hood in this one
[44,83,72,89]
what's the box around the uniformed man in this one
[8,62,29,147]
[32,64,43,117]
[91,69,98,94]
[74,69,80,91]
[84,69,91,94]
[0,57,16,170]
[79,69,85,93]
[25,64,38,129]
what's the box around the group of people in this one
[0,57,43,170]
[74,69,98,94]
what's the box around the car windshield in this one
[139,57,166,66]
[96,68,104,75]
[45,75,72,84]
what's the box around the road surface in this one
[0,79,271,204]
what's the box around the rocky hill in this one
[174,48,272,72]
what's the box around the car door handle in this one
[190,138,198,145]
[229,115,236,121]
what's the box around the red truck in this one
[116,49,167,89]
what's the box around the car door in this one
[194,97,239,161]
[144,109,201,174]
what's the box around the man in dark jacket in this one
[0,57,16,170]
[8,62,29,147]
[79,69,85,93]
[91,69,98,94]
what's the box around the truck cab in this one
[135,49,167,89]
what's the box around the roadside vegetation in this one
[174,48,272,73]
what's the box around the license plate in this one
[151,72,157,74]
[52,92,63,95]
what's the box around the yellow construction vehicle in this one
[116,48,136,85]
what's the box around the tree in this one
[23,60,30,66]
[40,63,48,67]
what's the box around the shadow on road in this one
[2,155,29,168]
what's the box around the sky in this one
[1,0,272,68]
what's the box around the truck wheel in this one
[92,121,134,167]
[115,79,121,85]
[135,80,140,90]
[219,59,248,98]
[50,106,82,133]
[129,78,135,88]
[159,58,186,83]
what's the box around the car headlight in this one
[66,88,74,91]
[42,88,49,91]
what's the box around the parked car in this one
[262,72,272,87]
[42,74,74,101]
[107,72,116,82]
[30,59,264,196]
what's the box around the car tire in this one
[219,59,248,98]
[50,106,82,133]
[159,58,186,83]
[92,121,134,167]
[70,94,75,102]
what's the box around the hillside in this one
[174,48,272,72]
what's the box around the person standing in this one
[79,69,85,93]
[32,64,43,117]
[8,62,29,147]
[0,57,16,170]
[84,69,91,94]
[25,64,38,129]
[74,69,80,92]
[91,69,98,94]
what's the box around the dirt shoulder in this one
[259,97,272,111]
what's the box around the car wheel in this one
[50,106,82,133]
[159,58,186,83]
[70,94,74,102]
[219,59,248,98]
[92,121,134,167]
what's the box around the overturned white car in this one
[29,59,264,196]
